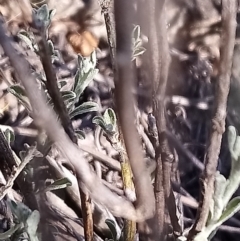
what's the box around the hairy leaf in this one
[218,196,240,223]
[73,69,98,100]
[2,128,15,145]
[26,210,40,241]
[105,219,118,241]
[69,101,98,119]
[32,4,52,30]
[75,129,86,140]
[18,30,37,52]
[61,91,76,104]
[103,108,117,129]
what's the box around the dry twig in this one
[145,0,182,239]
[188,0,237,239]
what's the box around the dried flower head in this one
[67,31,99,57]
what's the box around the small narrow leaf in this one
[212,172,227,221]
[69,101,99,119]
[73,52,98,100]
[0,223,21,240]
[44,177,72,192]
[105,219,118,241]
[26,210,40,234]
[73,70,80,92]
[78,52,97,75]
[228,126,237,159]
[232,136,240,162]
[3,129,15,144]
[92,116,107,130]
[92,116,115,135]
[218,197,240,223]
[103,108,117,127]
[58,80,67,89]
[18,31,36,51]
[48,40,55,55]
[75,129,86,140]
[74,69,98,99]
[48,40,60,62]
[49,9,56,21]
[61,91,76,103]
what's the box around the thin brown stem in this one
[147,1,165,239]
[188,1,237,239]
[36,29,93,241]
[98,0,116,72]
[36,32,77,144]
[146,0,182,239]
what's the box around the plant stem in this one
[188,1,237,239]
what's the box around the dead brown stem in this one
[98,0,116,71]
[148,1,165,239]
[188,0,237,239]
[146,0,182,239]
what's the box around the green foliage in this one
[75,129,86,140]
[4,5,100,239]
[92,108,117,136]
[32,4,56,31]
[0,223,21,240]
[39,177,72,193]
[2,128,15,145]
[105,219,122,241]
[105,219,118,241]
[18,30,38,52]
[26,210,40,241]
[60,91,76,106]
[47,40,61,62]
[69,101,99,119]
[211,172,227,221]
[10,5,100,141]
[5,200,40,241]
[182,125,240,241]
[71,53,99,104]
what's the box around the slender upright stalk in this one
[188,1,237,239]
